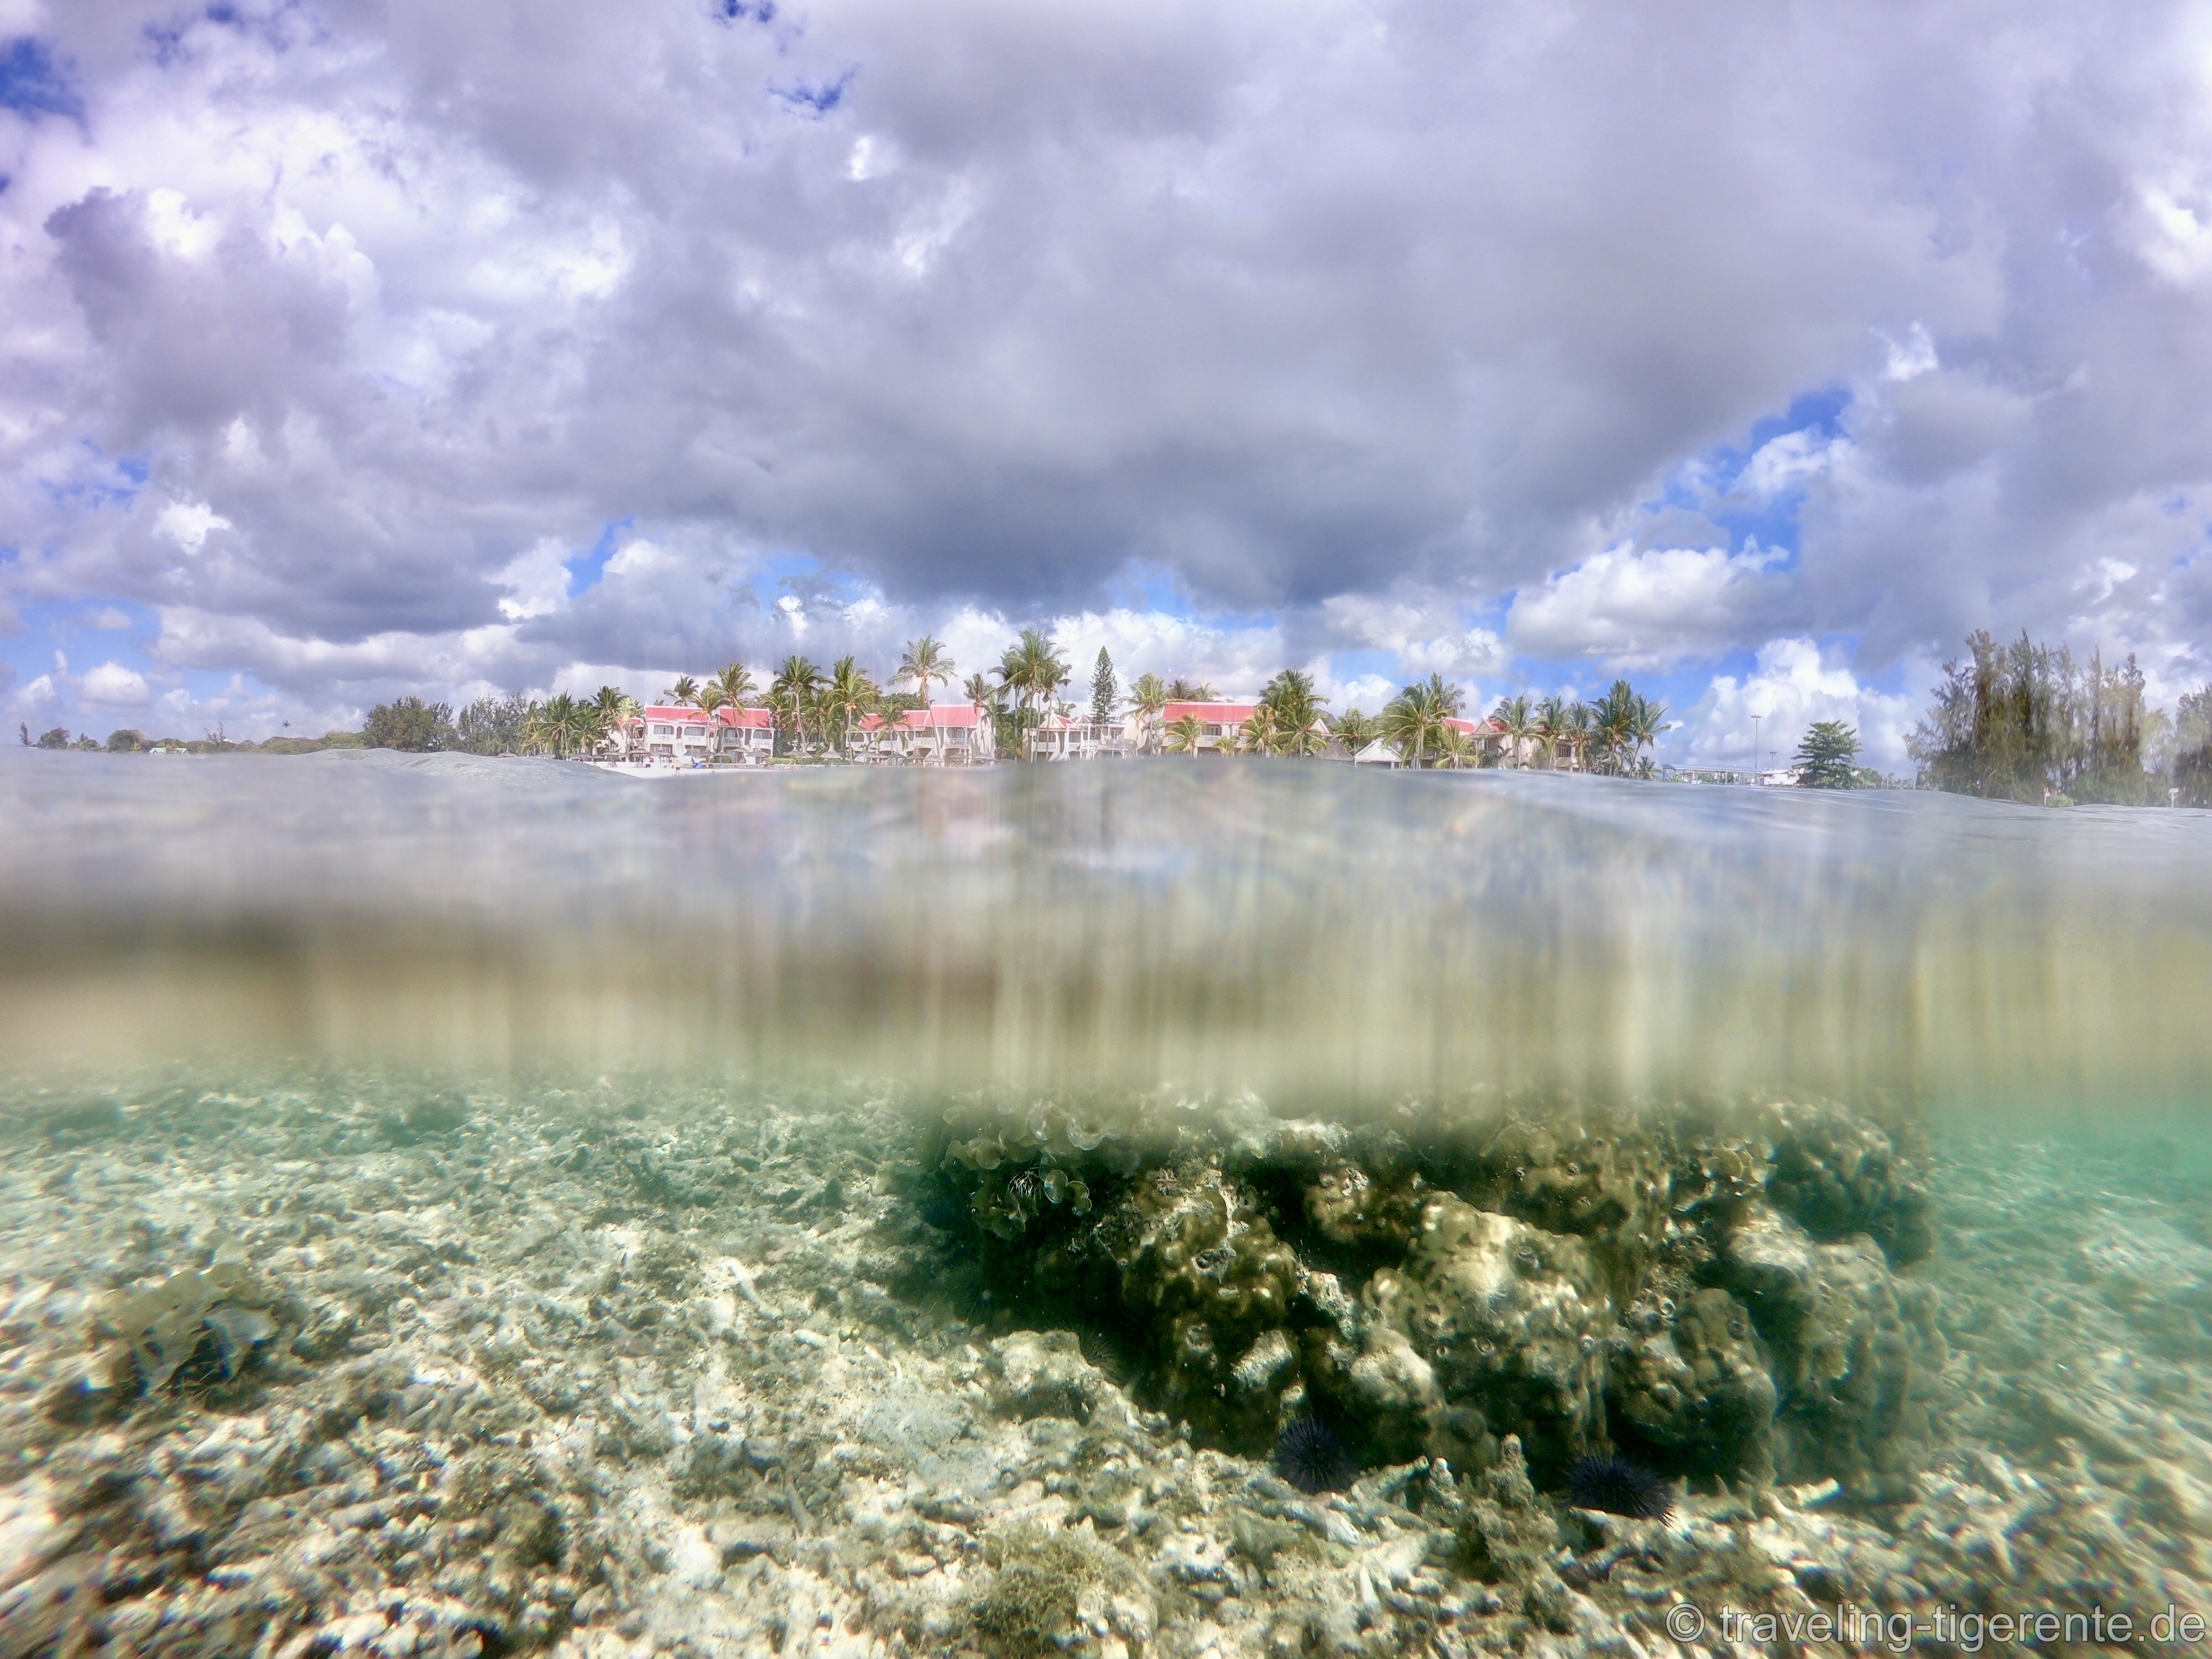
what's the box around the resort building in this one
[1160,701,1262,753]
[629,704,775,763]
[854,704,993,764]
[1024,714,1138,760]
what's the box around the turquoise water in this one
[2,750,2209,1657]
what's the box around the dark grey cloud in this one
[1,0,2210,740]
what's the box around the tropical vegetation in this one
[1908,630,2156,803]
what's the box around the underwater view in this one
[3,750,2211,1659]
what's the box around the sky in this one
[6,1,2212,769]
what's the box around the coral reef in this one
[1337,1197,1613,1481]
[1718,1205,1944,1499]
[921,1089,1945,1505]
[1761,1100,1935,1267]
[1606,1284,1777,1481]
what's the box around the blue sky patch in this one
[564,518,635,594]
[0,36,83,119]
[773,71,854,116]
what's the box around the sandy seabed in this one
[1,1072,2209,1659]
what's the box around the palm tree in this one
[1381,674,1464,768]
[1495,695,1535,769]
[1164,677,1216,702]
[1588,680,1647,775]
[1434,724,1481,768]
[1259,668,1330,756]
[1533,695,1566,770]
[822,654,880,753]
[1125,672,1168,752]
[713,662,758,709]
[592,686,638,757]
[1162,713,1206,755]
[1238,703,1282,755]
[1331,707,1380,756]
[525,695,562,757]
[1560,700,1594,772]
[898,637,955,707]
[769,655,824,755]
[1381,686,1441,767]
[965,671,1010,758]
[996,629,1069,757]
[662,674,701,709]
[528,691,603,758]
[1627,691,1669,776]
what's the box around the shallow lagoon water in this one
[1,751,2209,1657]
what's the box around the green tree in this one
[1162,713,1206,754]
[34,727,70,749]
[712,662,758,710]
[1493,694,1535,769]
[1089,648,1117,728]
[1908,631,2150,802]
[591,686,639,755]
[1793,721,1861,788]
[1583,680,1665,776]
[1258,669,1329,755]
[1330,707,1379,755]
[995,629,1068,756]
[1381,674,1463,767]
[2173,685,2212,806]
[106,729,148,753]
[899,637,954,708]
[527,692,605,758]
[964,671,1012,757]
[769,656,824,755]
[1164,677,1215,702]
[1532,696,1567,769]
[1558,700,1593,771]
[363,697,454,752]
[1125,672,1168,751]
[454,695,534,754]
[822,654,879,752]
[1434,723,1481,768]
[1237,702,1281,755]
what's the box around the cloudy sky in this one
[6,0,2212,766]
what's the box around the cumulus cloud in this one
[1508,544,1791,670]
[1321,594,1507,679]
[1681,638,1920,773]
[77,660,149,705]
[1,0,2210,731]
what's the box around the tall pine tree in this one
[1793,721,1861,788]
[1090,648,1117,728]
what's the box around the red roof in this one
[858,704,984,732]
[1162,701,1260,724]
[639,704,773,728]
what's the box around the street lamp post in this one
[1751,713,1762,786]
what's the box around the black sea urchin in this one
[1274,1416,1358,1495]
[1565,1453,1673,1521]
